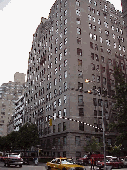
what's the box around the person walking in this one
[90,157,95,170]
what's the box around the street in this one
[0,162,126,170]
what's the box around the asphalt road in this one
[0,162,126,170]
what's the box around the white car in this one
[122,157,127,167]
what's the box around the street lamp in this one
[85,79,106,170]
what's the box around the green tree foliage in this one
[84,136,102,153]
[0,123,39,152]
[109,66,127,148]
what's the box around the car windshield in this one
[61,159,74,164]
[9,154,20,158]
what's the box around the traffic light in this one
[49,119,52,126]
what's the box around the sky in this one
[0,0,122,86]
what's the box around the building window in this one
[64,82,67,90]
[78,95,83,105]
[91,53,94,60]
[63,108,67,116]
[64,0,67,7]
[103,77,106,85]
[77,37,81,44]
[59,42,62,50]
[64,37,67,45]
[64,9,67,16]
[78,59,82,66]
[55,47,58,54]
[64,27,67,35]
[76,0,80,6]
[64,18,67,25]
[76,9,80,16]
[64,95,67,103]
[77,27,81,35]
[64,70,67,78]
[58,98,61,106]
[59,53,62,61]
[58,110,62,117]
[76,18,81,24]
[54,67,57,75]
[91,63,95,70]
[53,125,55,133]
[63,123,66,131]
[58,123,61,132]
[54,78,57,86]
[59,64,62,71]
[97,76,100,83]
[75,136,80,146]
[59,74,62,82]
[79,122,84,131]
[64,59,67,67]
[59,86,62,95]
[93,98,97,106]
[90,42,93,49]
[64,48,67,56]
[77,48,82,56]
[79,108,84,116]
[55,57,57,64]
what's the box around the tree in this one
[18,123,39,150]
[109,65,127,152]
[84,136,102,154]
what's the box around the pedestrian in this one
[90,157,95,170]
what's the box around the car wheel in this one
[47,166,51,170]
[118,165,121,169]
[19,164,22,167]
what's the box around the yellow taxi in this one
[46,157,86,170]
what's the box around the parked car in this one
[122,156,127,167]
[46,157,86,170]
[77,154,104,165]
[3,153,23,167]
[97,157,124,169]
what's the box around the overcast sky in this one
[0,0,122,86]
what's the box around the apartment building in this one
[121,0,127,36]
[24,0,127,158]
[0,73,25,136]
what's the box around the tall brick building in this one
[24,0,127,158]
[121,0,127,36]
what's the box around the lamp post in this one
[85,79,106,170]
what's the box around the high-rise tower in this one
[121,0,127,36]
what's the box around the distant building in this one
[14,72,26,84]
[24,0,127,158]
[0,73,25,136]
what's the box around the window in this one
[93,25,96,31]
[56,28,58,34]
[123,46,126,52]
[79,108,84,116]
[53,125,55,133]
[98,19,101,25]
[54,67,57,75]
[55,57,57,64]
[106,39,110,46]
[77,27,81,35]
[64,0,67,7]
[64,59,67,67]
[93,34,97,41]
[60,15,62,21]
[58,123,61,132]
[59,74,62,82]
[92,74,95,82]
[88,14,91,21]
[56,20,58,26]
[94,1,97,6]
[59,64,62,71]
[64,70,67,78]
[54,78,57,86]
[90,33,93,39]
[55,47,58,54]
[58,110,62,117]
[93,98,97,106]
[53,101,57,109]
[76,9,80,16]
[76,0,80,6]
[77,48,82,56]
[79,122,84,131]
[64,37,67,45]
[64,95,67,103]
[59,86,62,95]
[64,82,67,90]
[78,95,83,104]
[97,76,100,83]
[114,42,116,49]
[75,136,80,146]
[54,89,57,94]
[76,18,81,24]
[64,48,67,56]
[100,37,103,43]
[55,37,58,44]
[91,53,94,60]
[64,27,67,35]
[89,23,92,29]
[90,42,93,49]
[63,136,67,145]
[91,63,95,70]
[103,77,106,85]
[64,10,67,16]
[59,42,62,50]
[77,37,81,44]
[78,59,82,66]
[64,19,67,25]
[59,53,62,61]
[97,10,100,16]
[63,108,67,116]
[93,17,95,22]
